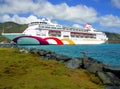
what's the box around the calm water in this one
[19,44,120,66]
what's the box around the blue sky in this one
[0,0,120,33]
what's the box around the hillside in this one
[105,32,120,43]
[0,47,103,89]
[0,22,120,43]
[0,22,27,33]
[0,22,27,42]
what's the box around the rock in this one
[103,66,120,71]
[81,56,104,73]
[86,62,103,74]
[37,50,53,56]
[97,71,120,86]
[19,48,29,53]
[106,72,120,85]
[97,71,113,85]
[29,48,39,54]
[66,58,82,69]
[47,52,57,60]
[44,52,56,60]
[37,50,48,56]
[103,66,120,79]
[55,54,71,62]
[106,86,120,89]
[82,56,98,69]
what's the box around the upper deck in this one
[27,18,103,35]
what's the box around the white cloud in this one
[72,24,83,28]
[0,0,97,24]
[0,14,41,24]
[111,0,120,9]
[99,15,120,27]
[0,0,39,14]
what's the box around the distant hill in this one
[0,22,120,43]
[0,22,27,33]
[0,22,27,42]
[105,32,120,43]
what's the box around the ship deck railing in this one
[2,33,23,35]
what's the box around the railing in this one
[2,33,23,35]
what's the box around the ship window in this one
[39,25,45,28]
[63,35,69,38]
[56,35,61,37]
[76,35,80,38]
[80,36,83,38]
[85,36,89,38]
[41,34,46,36]
[51,27,56,29]
[57,28,62,29]
[71,35,74,37]
[45,26,50,28]
[49,34,61,37]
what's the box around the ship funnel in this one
[84,23,92,29]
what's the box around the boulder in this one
[44,52,57,60]
[106,86,120,89]
[97,71,113,85]
[86,62,103,74]
[103,66,120,71]
[29,48,39,54]
[82,56,99,69]
[37,50,54,56]
[55,54,71,62]
[66,58,82,69]
[97,71,120,86]
[81,56,104,73]
[37,50,47,56]
[19,48,29,53]
[103,66,120,78]
[47,52,57,60]
[106,72,120,85]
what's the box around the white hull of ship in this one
[2,33,106,45]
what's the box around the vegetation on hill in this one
[0,22,120,43]
[0,22,27,42]
[0,22,27,33]
[0,47,104,89]
[105,32,120,43]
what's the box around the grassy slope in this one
[0,48,104,89]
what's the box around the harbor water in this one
[18,44,120,66]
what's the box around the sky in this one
[0,0,120,33]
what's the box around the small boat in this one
[2,18,108,45]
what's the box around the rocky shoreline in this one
[20,48,120,89]
[0,44,120,89]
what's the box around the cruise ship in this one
[2,18,108,45]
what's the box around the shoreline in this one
[0,47,103,89]
[0,44,120,89]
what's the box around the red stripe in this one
[44,37,63,45]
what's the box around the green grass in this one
[0,47,104,89]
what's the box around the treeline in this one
[0,22,120,43]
